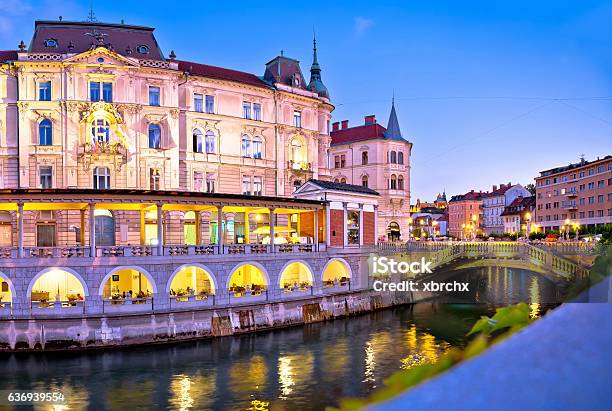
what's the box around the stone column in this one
[358,204,364,247]
[80,208,86,246]
[374,205,379,244]
[156,203,163,256]
[195,210,201,245]
[269,207,276,252]
[313,209,319,251]
[89,203,96,257]
[217,205,223,254]
[343,202,348,247]
[325,204,331,247]
[17,201,24,258]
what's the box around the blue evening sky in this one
[1,0,610,201]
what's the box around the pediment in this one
[64,47,139,67]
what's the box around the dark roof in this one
[29,20,165,60]
[263,55,306,89]
[449,191,485,202]
[330,122,387,145]
[500,195,535,216]
[538,155,612,177]
[384,101,403,140]
[0,50,18,63]
[307,179,380,196]
[176,60,270,88]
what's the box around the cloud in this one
[354,17,374,35]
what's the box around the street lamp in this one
[564,218,571,241]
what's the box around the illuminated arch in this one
[27,267,89,301]
[0,271,15,303]
[98,266,157,297]
[226,262,270,290]
[279,260,314,288]
[167,264,217,295]
[322,258,352,282]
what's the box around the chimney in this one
[341,120,349,129]
[332,122,340,132]
[508,182,511,187]
[492,185,497,191]
[364,115,376,125]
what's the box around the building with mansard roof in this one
[328,101,412,241]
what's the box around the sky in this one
[1,0,611,201]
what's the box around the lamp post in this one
[564,218,571,241]
[524,212,531,240]
[408,217,413,241]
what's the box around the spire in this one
[308,32,329,99]
[384,97,403,140]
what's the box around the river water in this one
[0,267,561,411]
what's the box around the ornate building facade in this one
[328,102,412,241]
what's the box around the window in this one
[243,102,251,119]
[91,119,110,144]
[347,210,360,245]
[44,38,58,48]
[90,81,112,102]
[362,151,368,165]
[40,166,52,189]
[39,119,53,145]
[241,135,251,157]
[253,176,262,196]
[150,169,161,190]
[398,151,404,164]
[242,176,251,195]
[334,156,340,169]
[93,167,110,189]
[136,45,149,54]
[194,171,204,192]
[253,103,261,121]
[148,124,161,149]
[39,81,51,101]
[205,131,215,153]
[389,151,397,164]
[252,137,263,159]
[293,111,302,128]
[398,175,404,190]
[194,94,203,112]
[340,178,347,184]
[293,180,302,192]
[206,173,216,193]
[390,175,397,190]
[149,86,160,106]
[193,129,204,153]
[362,175,368,188]
[340,155,346,168]
[598,195,604,203]
[205,95,215,114]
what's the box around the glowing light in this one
[278,356,294,399]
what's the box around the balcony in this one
[565,190,578,198]
[288,160,313,172]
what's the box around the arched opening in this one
[390,174,397,190]
[91,118,110,145]
[148,123,161,149]
[398,175,404,190]
[95,209,115,246]
[228,263,268,296]
[387,221,401,242]
[362,175,369,188]
[398,151,404,164]
[102,268,154,300]
[252,136,263,159]
[193,129,204,153]
[389,151,397,164]
[293,180,302,192]
[0,272,13,306]
[241,135,252,157]
[184,211,196,245]
[30,268,86,307]
[322,259,351,287]
[39,118,53,145]
[280,261,313,291]
[205,130,216,153]
[168,265,215,299]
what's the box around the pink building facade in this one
[328,103,412,241]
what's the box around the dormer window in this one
[44,39,58,48]
[136,45,149,54]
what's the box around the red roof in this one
[330,123,387,145]
[0,50,18,62]
[177,60,270,88]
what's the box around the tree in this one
[525,183,536,196]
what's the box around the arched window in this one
[241,135,251,157]
[93,167,110,189]
[340,178,347,184]
[362,151,369,165]
[95,209,115,246]
[193,129,203,153]
[362,175,368,188]
[252,136,263,159]
[91,119,110,145]
[334,178,339,183]
[291,139,302,163]
[398,151,404,164]
[205,131,216,153]
[293,180,302,192]
[398,175,404,190]
[389,151,397,164]
[148,123,161,149]
[390,174,397,190]
[39,119,52,145]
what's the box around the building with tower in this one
[328,101,412,241]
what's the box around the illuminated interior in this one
[279,262,313,289]
[30,269,85,302]
[0,276,12,303]
[169,266,215,296]
[102,268,154,298]
[228,264,267,294]
[322,260,351,284]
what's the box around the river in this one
[0,266,561,410]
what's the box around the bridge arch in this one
[322,258,352,283]
[27,267,89,301]
[99,266,157,297]
[0,270,15,303]
[167,263,217,295]
[278,260,314,288]
[226,262,270,291]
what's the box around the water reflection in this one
[0,268,559,411]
